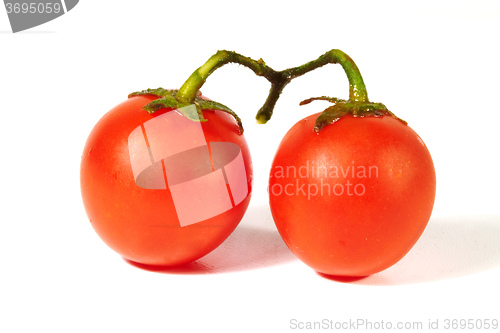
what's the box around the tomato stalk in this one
[131,49,403,133]
[176,51,272,104]
[282,49,405,132]
[175,50,288,125]
[129,50,284,134]
[175,49,400,130]
[176,50,371,123]
[282,49,370,103]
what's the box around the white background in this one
[1,1,499,332]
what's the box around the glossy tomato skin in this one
[81,95,252,266]
[269,113,435,277]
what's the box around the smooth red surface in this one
[81,95,252,266]
[269,114,436,276]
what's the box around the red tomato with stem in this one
[268,113,435,277]
[81,95,252,266]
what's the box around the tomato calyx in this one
[300,96,407,132]
[128,88,244,134]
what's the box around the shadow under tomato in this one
[351,215,500,285]
[124,204,297,274]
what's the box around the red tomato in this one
[81,95,252,266]
[268,113,435,277]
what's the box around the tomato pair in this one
[81,97,435,277]
[80,49,436,277]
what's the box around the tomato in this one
[81,95,252,266]
[268,113,436,277]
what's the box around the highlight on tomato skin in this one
[80,95,253,267]
[268,113,436,277]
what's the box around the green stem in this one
[176,50,278,104]
[284,49,369,103]
[176,49,370,124]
